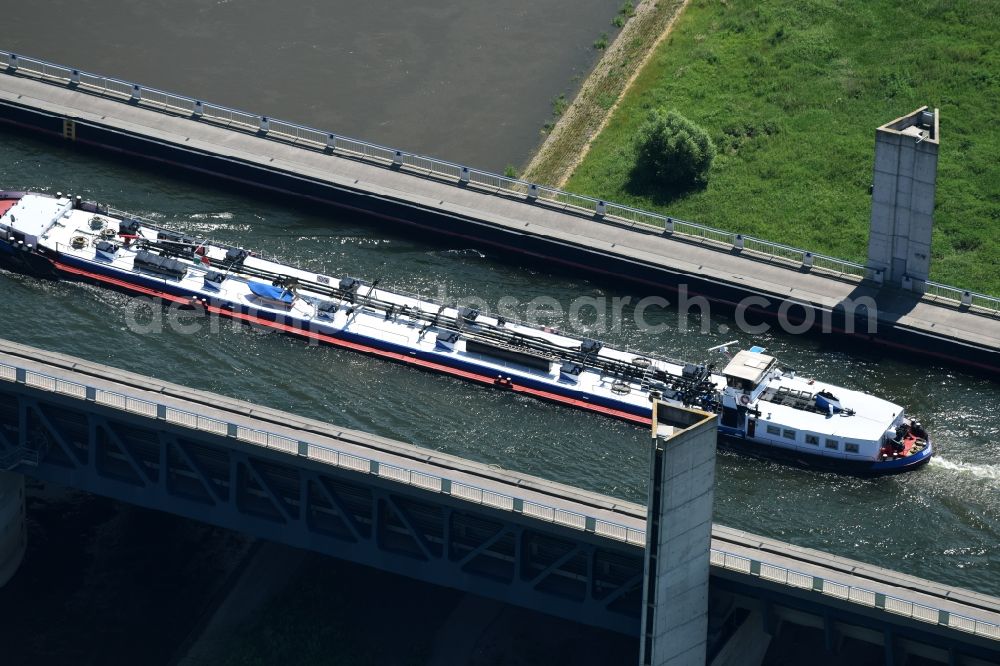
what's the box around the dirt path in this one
[522,0,691,189]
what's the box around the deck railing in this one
[1,360,997,640]
[66,205,698,369]
[4,49,997,313]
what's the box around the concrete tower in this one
[866,107,939,292]
[639,403,717,666]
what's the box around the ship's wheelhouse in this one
[718,350,776,430]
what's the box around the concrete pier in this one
[640,404,718,666]
[0,471,26,587]
[0,67,997,375]
[867,107,939,291]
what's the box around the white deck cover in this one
[3,194,71,242]
[723,350,775,385]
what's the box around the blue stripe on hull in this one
[52,252,652,417]
[718,433,933,476]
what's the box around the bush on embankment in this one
[564,0,1000,294]
[632,108,716,193]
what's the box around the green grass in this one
[564,0,1000,294]
[551,93,569,117]
[613,1,636,27]
[522,0,688,185]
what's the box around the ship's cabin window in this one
[726,377,756,391]
[825,439,839,450]
[805,434,819,445]
[845,443,859,454]
[766,425,780,436]
[782,429,796,440]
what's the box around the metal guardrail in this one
[1,361,997,640]
[5,49,997,311]
[710,551,1000,640]
[925,280,1000,315]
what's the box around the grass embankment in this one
[521,0,689,186]
[559,0,999,294]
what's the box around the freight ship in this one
[0,191,933,474]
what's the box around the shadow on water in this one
[0,125,478,254]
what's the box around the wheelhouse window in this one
[766,425,780,436]
[825,439,839,450]
[805,434,819,445]
[782,429,796,440]
[845,443,859,454]
[726,377,755,391]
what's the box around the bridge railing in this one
[924,280,1000,315]
[712,551,998,641]
[5,49,996,310]
[2,360,998,641]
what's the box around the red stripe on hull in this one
[51,259,652,426]
[10,119,991,375]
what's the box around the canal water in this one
[0,132,997,598]
[2,0,623,171]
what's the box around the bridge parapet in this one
[5,48,999,314]
[0,340,997,658]
[0,357,647,548]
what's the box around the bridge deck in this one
[0,72,998,372]
[1,337,997,640]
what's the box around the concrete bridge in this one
[0,338,997,664]
[0,50,998,377]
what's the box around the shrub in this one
[634,109,716,188]
[551,93,568,117]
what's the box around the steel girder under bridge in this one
[1,345,998,663]
[0,380,645,633]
